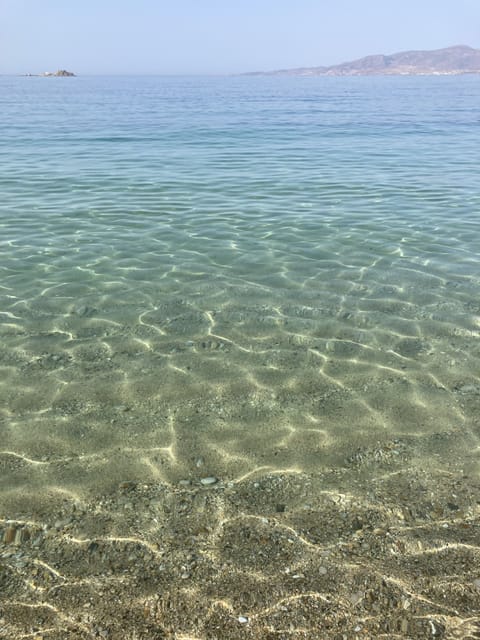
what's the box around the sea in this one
[1,74,480,637]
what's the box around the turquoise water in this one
[0,75,479,487]
[2,73,480,639]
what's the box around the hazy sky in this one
[2,0,479,74]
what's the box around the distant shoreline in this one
[242,44,480,77]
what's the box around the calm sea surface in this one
[1,74,479,489]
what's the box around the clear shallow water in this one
[2,73,480,640]
[0,75,479,491]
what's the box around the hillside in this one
[246,45,480,76]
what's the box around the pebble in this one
[200,476,218,486]
[32,535,43,547]
[4,526,16,544]
[75,304,94,317]
[119,481,136,491]
[238,616,249,624]
[14,528,30,545]
[458,384,478,394]
[349,592,364,606]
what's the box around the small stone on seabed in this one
[238,616,249,624]
[119,481,136,491]
[200,476,218,485]
[14,528,28,545]
[4,526,16,544]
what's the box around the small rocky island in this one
[41,69,75,77]
[24,69,75,77]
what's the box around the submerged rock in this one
[200,476,218,486]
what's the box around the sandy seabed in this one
[1,298,480,638]
[2,448,480,639]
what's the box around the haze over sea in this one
[1,74,480,638]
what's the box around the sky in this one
[1,0,479,75]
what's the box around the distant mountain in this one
[245,45,480,76]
